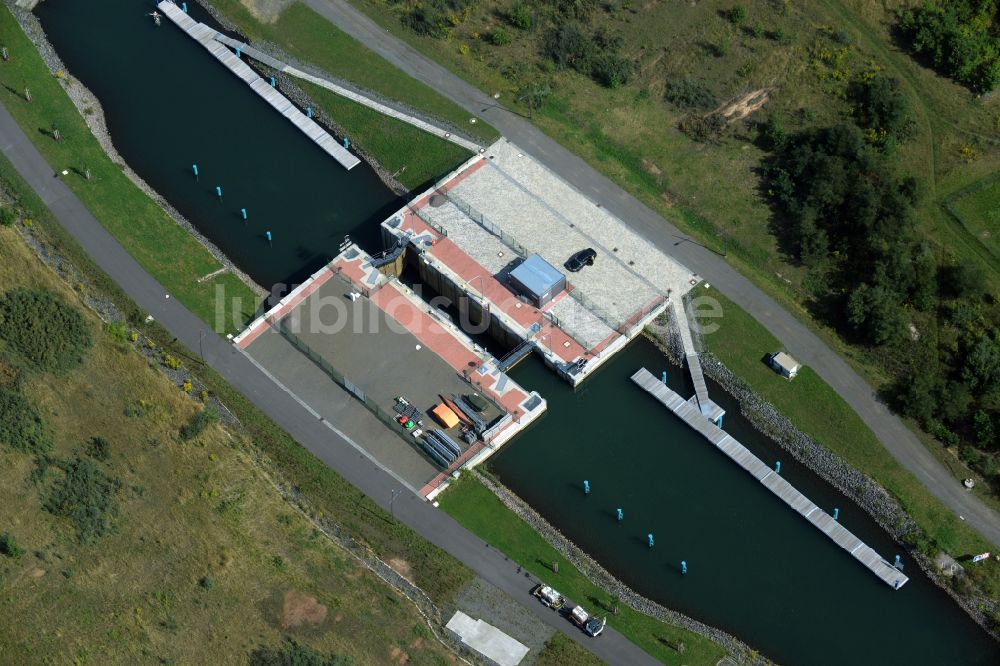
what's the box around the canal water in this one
[493,339,999,664]
[36,0,400,288]
[34,2,999,664]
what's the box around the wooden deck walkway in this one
[210,33,483,154]
[157,1,361,170]
[631,367,909,589]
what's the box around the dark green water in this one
[36,0,399,288]
[493,339,999,665]
[34,2,998,663]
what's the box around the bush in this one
[0,206,15,227]
[0,532,24,559]
[664,78,717,110]
[509,2,532,29]
[179,408,218,442]
[249,639,355,666]
[543,21,595,72]
[199,575,215,590]
[0,288,92,375]
[87,436,111,462]
[548,0,600,21]
[727,5,747,24]
[0,386,51,455]
[43,455,122,544]
[849,75,915,146]
[591,53,633,88]
[490,27,512,46]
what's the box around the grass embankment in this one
[699,286,1000,599]
[208,0,498,190]
[0,146,475,605]
[0,7,260,334]
[0,227,456,665]
[440,475,727,666]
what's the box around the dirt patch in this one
[409,637,424,650]
[238,0,294,24]
[387,557,413,580]
[280,589,328,630]
[28,568,46,578]
[712,88,774,124]
[389,646,410,664]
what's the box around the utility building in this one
[507,254,566,307]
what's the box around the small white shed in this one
[768,352,802,379]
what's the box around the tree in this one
[543,21,594,72]
[849,75,915,146]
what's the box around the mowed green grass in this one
[948,177,1000,260]
[698,286,1000,598]
[297,80,471,192]
[439,474,727,666]
[0,228,455,665]
[0,7,261,334]
[209,0,498,147]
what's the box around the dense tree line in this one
[764,76,999,483]
[898,0,1000,92]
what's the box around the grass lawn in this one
[0,227,455,665]
[697,285,1000,598]
[297,79,471,192]
[440,474,728,666]
[208,0,498,148]
[946,175,1000,261]
[0,7,261,335]
[534,633,604,666]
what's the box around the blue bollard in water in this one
[894,554,902,569]
[583,480,590,494]
[215,185,222,199]
[343,137,350,150]
[306,106,312,119]
[192,163,198,178]
[661,370,667,384]
[833,507,840,521]
[647,533,654,548]
[181,2,188,12]
[616,507,623,522]
[270,76,276,87]
[236,47,241,59]
[681,560,687,575]
[265,230,272,246]
[775,461,781,474]
[241,208,248,221]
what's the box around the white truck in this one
[569,605,606,637]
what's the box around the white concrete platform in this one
[446,611,530,666]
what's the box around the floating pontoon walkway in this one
[157,1,360,170]
[631,367,909,589]
[672,299,725,423]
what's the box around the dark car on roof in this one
[565,248,596,272]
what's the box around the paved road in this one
[0,102,658,665]
[304,0,1000,547]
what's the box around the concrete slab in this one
[447,610,531,666]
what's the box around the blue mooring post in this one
[681,560,688,575]
[775,461,781,474]
[661,370,667,384]
[181,2,187,12]
[583,480,590,494]
[265,230,272,246]
[236,47,241,59]
[215,185,222,200]
[616,508,623,522]
[241,208,248,221]
[647,533,654,548]
[306,106,312,119]
[192,163,198,179]
[716,415,724,428]
[270,76,276,87]
[894,554,902,570]
[343,137,350,150]
[833,507,840,521]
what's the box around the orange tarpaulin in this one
[431,403,460,429]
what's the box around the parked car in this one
[564,248,597,272]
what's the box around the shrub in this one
[0,288,92,375]
[87,436,111,462]
[549,0,600,21]
[509,2,532,29]
[591,53,633,88]
[664,78,717,110]
[0,386,51,455]
[849,75,915,146]
[43,456,122,544]
[0,532,23,559]
[751,22,764,38]
[199,575,215,590]
[164,354,182,370]
[0,206,15,227]
[727,5,747,24]
[249,638,355,666]
[490,27,512,46]
[179,408,218,442]
[543,21,595,72]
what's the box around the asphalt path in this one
[0,101,658,665]
[303,0,1000,547]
